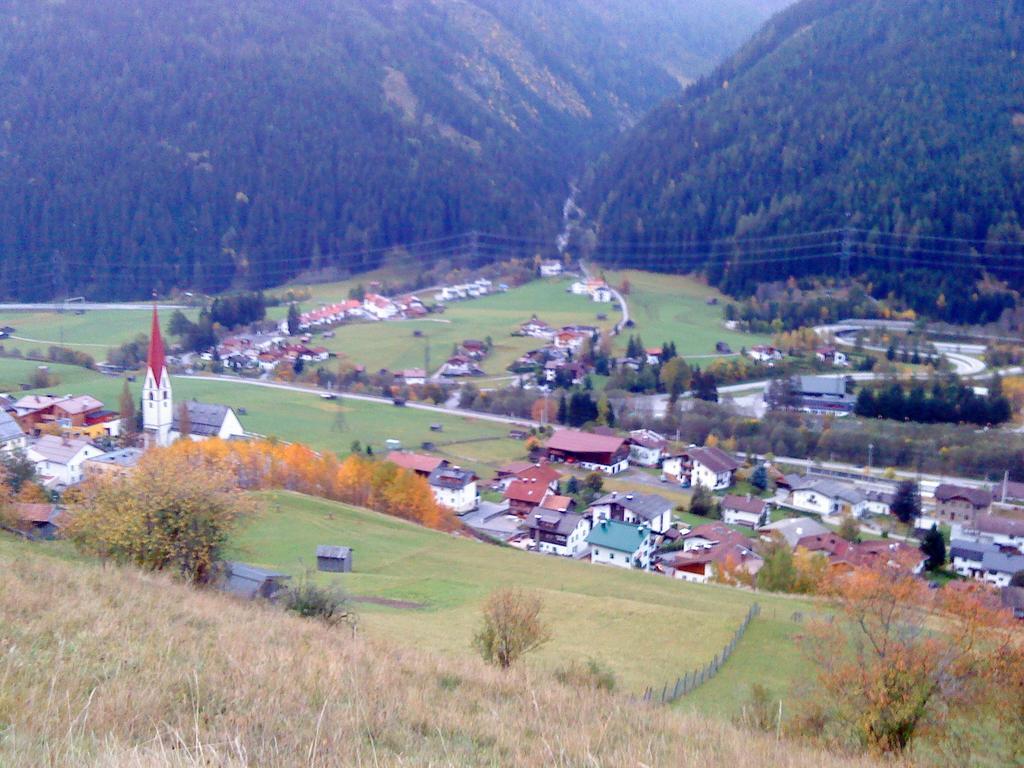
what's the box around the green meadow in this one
[231,490,813,698]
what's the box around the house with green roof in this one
[587,519,653,570]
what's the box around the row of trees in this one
[854,378,1012,426]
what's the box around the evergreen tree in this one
[891,480,921,524]
[556,393,568,425]
[920,525,946,571]
[750,463,768,491]
[287,303,301,336]
[119,381,137,445]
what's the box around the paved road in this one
[0,302,188,311]
[819,322,987,376]
[178,374,541,428]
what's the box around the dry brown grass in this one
[0,547,886,768]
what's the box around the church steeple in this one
[143,303,173,446]
[147,303,166,387]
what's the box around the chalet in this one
[553,330,587,352]
[522,511,590,557]
[787,476,867,518]
[815,346,849,367]
[587,519,653,570]
[387,451,446,478]
[461,339,487,358]
[26,435,105,488]
[933,484,992,526]
[748,345,783,363]
[544,359,588,385]
[627,429,667,467]
[440,355,483,377]
[428,465,478,513]
[721,494,769,528]
[519,316,555,339]
[539,260,563,277]
[516,462,562,491]
[13,393,120,438]
[545,429,629,475]
[688,446,739,491]
[505,478,551,517]
[962,515,1024,554]
[0,409,26,452]
[757,516,829,548]
[644,347,663,366]
[362,293,399,320]
[864,489,895,516]
[588,491,673,533]
[592,285,613,303]
[664,523,762,583]
[951,539,1024,588]
[493,460,535,489]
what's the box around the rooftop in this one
[546,429,626,455]
[587,519,650,553]
[387,451,446,475]
[590,491,671,522]
[722,494,768,515]
[935,483,992,508]
[687,446,739,474]
[428,465,476,490]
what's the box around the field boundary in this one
[643,602,760,704]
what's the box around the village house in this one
[587,491,673,534]
[627,429,667,467]
[395,368,426,386]
[519,316,556,339]
[539,260,563,277]
[757,516,829,548]
[539,494,575,513]
[13,393,120,439]
[748,345,783,363]
[951,539,1024,588]
[863,489,895,516]
[493,460,535,489]
[721,494,769,528]
[592,285,613,303]
[386,451,446,478]
[798,533,925,573]
[815,346,849,367]
[173,402,246,443]
[545,429,630,475]
[27,435,106,488]
[428,465,478,513]
[662,523,762,583]
[522,510,590,557]
[439,354,483,377]
[995,478,1024,504]
[83,447,144,479]
[544,359,589,385]
[504,478,552,517]
[587,519,653,570]
[933,483,992,525]
[786,476,868,518]
[362,293,399,320]
[553,329,588,353]
[688,446,740,491]
[952,514,1024,554]
[0,409,26,452]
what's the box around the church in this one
[143,306,246,447]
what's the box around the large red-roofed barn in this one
[545,429,629,475]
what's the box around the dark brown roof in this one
[722,494,768,515]
[539,495,574,512]
[974,514,1024,538]
[13,503,56,524]
[934,483,992,508]
[546,429,625,455]
[387,451,445,475]
[688,446,739,474]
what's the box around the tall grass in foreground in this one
[0,551,887,768]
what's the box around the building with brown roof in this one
[386,451,447,477]
[504,479,551,517]
[662,523,762,583]
[545,429,629,475]
[933,483,992,525]
[721,494,769,528]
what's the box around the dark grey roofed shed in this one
[223,562,290,600]
[316,545,353,573]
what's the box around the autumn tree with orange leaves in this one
[796,566,1018,757]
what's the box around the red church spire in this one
[148,303,166,386]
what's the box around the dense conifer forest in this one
[0,0,781,300]
[584,0,1024,318]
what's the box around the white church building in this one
[143,307,246,447]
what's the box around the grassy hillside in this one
[1,533,879,767]
[231,491,813,702]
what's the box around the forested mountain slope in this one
[0,0,782,300]
[584,0,1024,301]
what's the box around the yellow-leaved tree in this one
[67,449,251,583]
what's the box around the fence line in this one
[643,602,760,705]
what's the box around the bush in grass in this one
[554,658,616,692]
[282,576,353,628]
